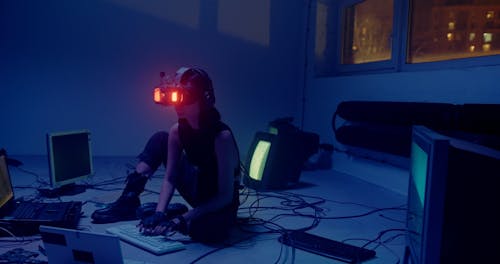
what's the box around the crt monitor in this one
[43,130,94,197]
[243,132,302,190]
[244,132,289,190]
[243,131,318,190]
[405,126,500,264]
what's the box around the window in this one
[314,0,500,76]
[408,0,500,63]
[341,0,394,64]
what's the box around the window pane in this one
[409,0,500,63]
[342,0,394,64]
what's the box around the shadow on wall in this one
[0,0,306,156]
[106,0,271,47]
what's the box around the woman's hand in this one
[138,212,187,235]
[138,211,170,235]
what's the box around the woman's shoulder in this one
[216,129,233,139]
[214,121,236,144]
[214,120,231,132]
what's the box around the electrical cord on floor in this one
[342,236,404,264]
[231,186,409,264]
[188,233,259,264]
[361,228,408,249]
[186,186,324,264]
[11,168,49,194]
[0,225,43,249]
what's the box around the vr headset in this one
[153,67,204,106]
[154,87,199,106]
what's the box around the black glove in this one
[140,211,166,229]
[140,212,188,235]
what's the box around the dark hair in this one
[199,107,221,131]
[179,68,215,107]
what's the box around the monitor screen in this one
[410,142,428,206]
[47,130,93,188]
[248,140,271,182]
[244,132,278,189]
[407,142,426,264]
[406,126,451,264]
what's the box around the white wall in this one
[303,66,500,193]
[0,0,309,157]
[304,66,500,149]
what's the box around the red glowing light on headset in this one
[154,87,188,106]
[153,87,163,103]
[170,91,179,103]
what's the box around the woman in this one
[93,67,240,243]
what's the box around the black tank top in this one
[178,118,240,206]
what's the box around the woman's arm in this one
[139,124,182,234]
[156,123,182,213]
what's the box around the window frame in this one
[324,0,500,76]
[334,0,403,75]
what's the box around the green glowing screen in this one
[411,142,428,205]
[249,141,271,181]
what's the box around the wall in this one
[304,66,500,145]
[0,0,308,157]
[303,66,500,194]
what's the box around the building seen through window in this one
[409,0,500,63]
[341,0,394,64]
[314,0,500,75]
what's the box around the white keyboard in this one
[106,224,185,255]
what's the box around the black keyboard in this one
[12,202,46,219]
[2,201,82,236]
[279,231,376,263]
[12,201,82,225]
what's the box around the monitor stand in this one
[38,183,87,198]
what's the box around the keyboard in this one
[106,224,185,255]
[13,201,82,222]
[12,203,44,219]
[279,231,376,263]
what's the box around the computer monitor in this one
[42,130,93,197]
[0,155,14,213]
[405,126,500,264]
[243,130,318,190]
[245,132,281,190]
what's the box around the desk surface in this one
[1,156,407,264]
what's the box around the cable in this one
[13,167,49,187]
[361,228,408,249]
[0,226,18,239]
[237,190,324,235]
[234,187,408,264]
[379,213,406,224]
[188,233,258,264]
[0,226,42,249]
[318,206,406,220]
[341,236,403,264]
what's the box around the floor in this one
[1,155,408,264]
